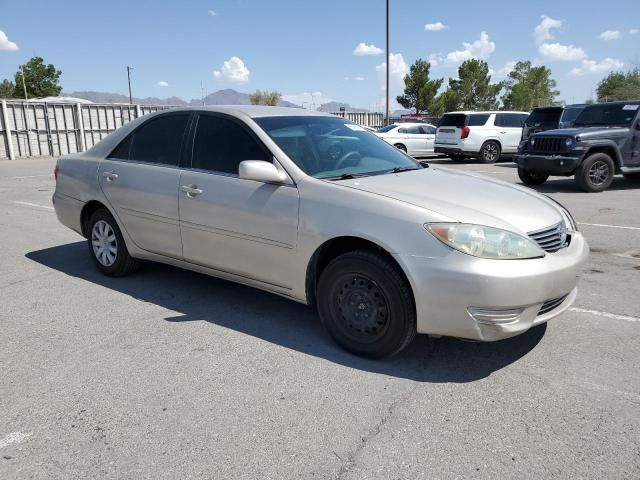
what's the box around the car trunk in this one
[436,114,466,145]
[522,108,563,140]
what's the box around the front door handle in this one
[102,171,118,182]
[181,185,203,197]
[500,131,507,134]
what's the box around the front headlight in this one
[425,223,546,260]
[530,138,536,146]
[564,137,573,148]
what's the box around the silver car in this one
[53,106,589,357]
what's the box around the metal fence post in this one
[135,104,141,118]
[76,103,86,152]
[1,100,15,160]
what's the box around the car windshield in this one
[561,107,584,123]
[376,124,398,133]
[573,103,639,127]
[255,116,421,179]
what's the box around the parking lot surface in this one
[1,156,639,479]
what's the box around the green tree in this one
[249,89,282,106]
[0,79,16,99]
[12,56,62,98]
[448,59,503,110]
[430,89,461,117]
[501,61,558,111]
[396,59,443,114]
[596,68,640,102]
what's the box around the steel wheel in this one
[91,220,118,266]
[334,274,390,344]
[588,160,610,187]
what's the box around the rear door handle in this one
[181,185,203,197]
[102,171,118,181]
[500,131,507,134]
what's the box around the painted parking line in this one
[12,201,54,211]
[12,174,53,179]
[578,222,640,231]
[570,307,640,323]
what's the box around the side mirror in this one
[239,160,289,184]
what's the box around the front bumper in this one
[515,151,583,175]
[394,232,589,341]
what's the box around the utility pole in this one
[385,0,390,125]
[126,66,133,104]
[20,65,28,100]
[201,81,205,105]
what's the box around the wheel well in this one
[80,200,108,238]
[393,143,406,149]
[305,236,412,307]
[584,146,621,167]
[482,139,502,149]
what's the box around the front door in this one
[98,113,191,258]
[179,113,299,289]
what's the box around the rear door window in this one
[496,113,525,128]
[420,126,436,134]
[467,114,490,126]
[120,114,191,165]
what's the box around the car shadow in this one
[518,176,640,193]
[26,242,547,383]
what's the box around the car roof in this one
[443,110,529,115]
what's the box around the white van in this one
[434,111,529,163]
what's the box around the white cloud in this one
[353,42,383,56]
[497,61,517,77]
[354,76,365,81]
[213,56,249,84]
[538,42,587,61]
[599,30,620,40]
[208,9,216,16]
[156,80,169,87]
[534,15,562,45]
[570,58,624,76]
[427,52,443,67]
[282,92,334,110]
[445,31,495,64]
[0,30,19,51]
[343,76,350,81]
[424,22,446,32]
[376,52,409,89]
[630,29,639,35]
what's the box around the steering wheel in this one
[335,151,362,170]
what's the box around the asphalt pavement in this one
[1,156,639,479]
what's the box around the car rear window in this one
[526,108,562,125]
[438,114,466,127]
[467,114,490,126]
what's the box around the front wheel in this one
[518,167,549,185]
[88,208,140,277]
[479,141,501,163]
[575,153,615,192]
[316,250,416,358]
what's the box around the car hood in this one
[337,167,563,234]
[533,126,630,139]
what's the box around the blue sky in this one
[1,0,638,109]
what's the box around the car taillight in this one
[54,163,59,181]
[460,126,470,139]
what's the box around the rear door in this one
[179,113,300,289]
[495,113,526,152]
[400,125,427,155]
[436,114,466,146]
[98,112,191,258]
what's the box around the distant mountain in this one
[318,101,370,113]
[64,89,300,108]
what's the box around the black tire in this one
[623,172,640,180]
[87,208,140,277]
[518,167,549,186]
[316,250,416,358]
[574,152,615,192]
[479,141,501,163]
[394,143,407,153]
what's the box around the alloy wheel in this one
[483,143,498,162]
[588,160,609,186]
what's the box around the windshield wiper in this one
[386,166,422,174]
[322,173,368,181]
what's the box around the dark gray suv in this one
[515,101,640,192]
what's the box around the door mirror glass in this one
[239,160,289,184]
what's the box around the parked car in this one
[375,122,437,157]
[515,101,640,192]
[53,106,588,357]
[434,111,529,163]
[521,104,587,141]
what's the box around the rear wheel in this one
[575,153,615,192]
[518,167,549,185]
[394,143,407,153]
[87,208,140,277]
[479,141,501,163]
[317,250,416,358]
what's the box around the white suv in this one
[434,111,529,163]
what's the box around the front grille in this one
[530,136,568,154]
[528,222,569,252]
[538,294,569,316]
